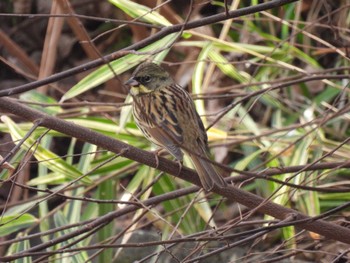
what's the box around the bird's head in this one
[124,62,174,96]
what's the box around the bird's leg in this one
[151,148,166,169]
[151,149,183,177]
[175,159,183,176]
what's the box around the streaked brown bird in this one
[124,62,227,191]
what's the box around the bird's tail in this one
[188,152,227,191]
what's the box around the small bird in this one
[124,62,227,191]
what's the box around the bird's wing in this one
[145,125,183,161]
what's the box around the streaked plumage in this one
[124,62,227,191]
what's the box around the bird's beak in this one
[124,78,139,87]
[124,78,140,96]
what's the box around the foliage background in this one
[0,0,350,262]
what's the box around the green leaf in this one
[314,86,340,105]
[109,0,171,26]
[193,42,211,125]
[118,95,133,133]
[53,212,89,261]
[6,233,32,263]
[97,177,116,262]
[208,49,250,82]
[61,33,178,102]
[20,90,62,115]
[1,116,92,184]
[0,214,37,237]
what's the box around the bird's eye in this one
[142,75,152,83]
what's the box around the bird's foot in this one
[151,148,165,169]
[175,159,183,176]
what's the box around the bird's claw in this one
[176,159,183,176]
[151,148,164,169]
